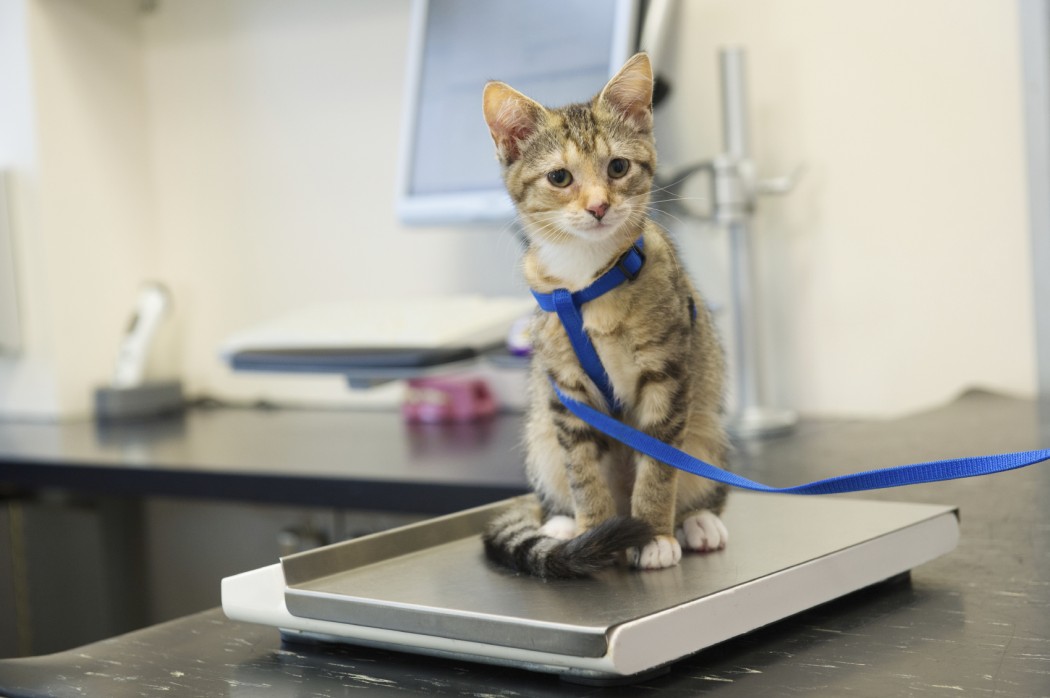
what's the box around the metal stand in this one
[717,48,798,439]
[658,48,801,438]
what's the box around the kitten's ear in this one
[483,81,545,165]
[598,53,654,129]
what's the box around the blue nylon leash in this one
[532,235,1050,493]
[552,382,1050,494]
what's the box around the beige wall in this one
[0,0,52,416]
[0,0,1037,418]
[662,0,1036,415]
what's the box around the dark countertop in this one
[0,406,529,513]
[1,390,1048,696]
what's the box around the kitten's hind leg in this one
[538,515,578,540]
[675,510,728,552]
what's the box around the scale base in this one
[223,493,958,682]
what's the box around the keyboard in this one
[219,295,535,373]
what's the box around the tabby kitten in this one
[482,53,729,577]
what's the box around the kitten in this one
[481,53,729,578]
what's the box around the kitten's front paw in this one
[629,535,682,570]
[675,510,728,552]
[538,515,578,541]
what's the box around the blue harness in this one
[531,237,646,412]
[530,235,1050,494]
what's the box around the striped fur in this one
[482,499,653,579]
[482,53,729,577]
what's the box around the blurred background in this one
[1,0,1049,660]
[0,0,1045,421]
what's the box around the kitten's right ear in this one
[483,81,545,165]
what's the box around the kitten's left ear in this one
[599,53,654,130]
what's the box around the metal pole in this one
[718,48,796,438]
[727,219,762,417]
[720,49,749,159]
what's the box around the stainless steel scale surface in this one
[222,492,959,682]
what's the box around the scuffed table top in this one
[1,390,1048,696]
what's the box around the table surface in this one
[1,389,1048,697]
[0,404,529,513]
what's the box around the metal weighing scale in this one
[222,492,959,683]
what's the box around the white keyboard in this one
[220,295,535,356]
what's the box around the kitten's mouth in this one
[578,215,623,237]
[538,211,626,242]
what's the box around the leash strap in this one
[531,235,1050,493]
[552,382,1050,493]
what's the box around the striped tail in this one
[482,502,654,579]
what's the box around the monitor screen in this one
[397,0,640,224]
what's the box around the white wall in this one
[31,0,159,414]
[660,0,1036,415]
[140,0,525,409]
[0,0,53,416]
[0,0,1038,418]
[0,0,157,418]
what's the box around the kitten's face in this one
[483,54,657,247]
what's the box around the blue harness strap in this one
[550,289,618,410]
[531,235,1050,493]
[531,237,646,411]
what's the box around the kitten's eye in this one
[608,158,630,179]
[547,169,573,188]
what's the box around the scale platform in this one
[222,493,959,682]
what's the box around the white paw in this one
[675,510,729,552]
[629,535,682,570]
[538,515,578,540]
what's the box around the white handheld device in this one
[112,282,170,389]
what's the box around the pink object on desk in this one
[403,377,498,423]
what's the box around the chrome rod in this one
[718,47,797,438]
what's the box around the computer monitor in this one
[396,0,640,225]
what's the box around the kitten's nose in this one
[587,202,609,221]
